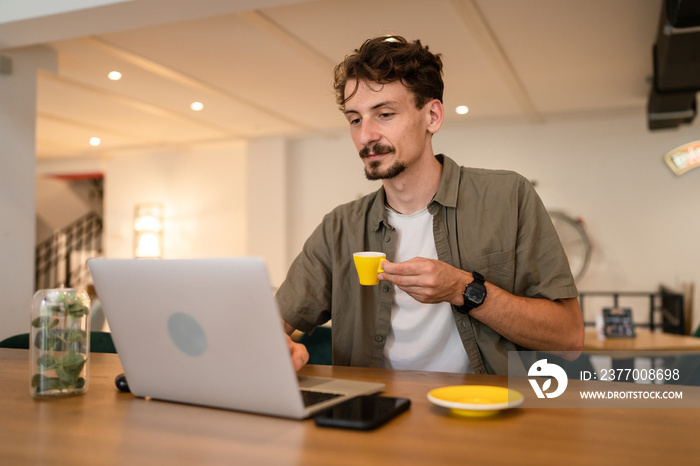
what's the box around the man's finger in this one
[286,335,309,371]
[379,271,421,287]
[380,258,423,276]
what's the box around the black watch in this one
[456,272,487,314]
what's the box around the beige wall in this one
[102,143,248,261]
[0,46,56,342]
[287,112,700,328]
[11,108,700,343]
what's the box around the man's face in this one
[343,79,436,181]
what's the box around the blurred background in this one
[1,0,698,340]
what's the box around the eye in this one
[378,112,394,120]
[348,117,361,126]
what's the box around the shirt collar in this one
[369,186,390,232]
[432,154,459,209]
[368,154,460,231]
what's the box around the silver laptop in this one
[87,257,384,419]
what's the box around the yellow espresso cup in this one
[353,252,386,286]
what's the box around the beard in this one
[360,143,406,180]
[364,161,406,180]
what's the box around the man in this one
[280,36,583,375]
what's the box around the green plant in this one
[31,290,89,395]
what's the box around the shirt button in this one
[384,235,391,242]
[375,335,383,342]
[382,284,390,292]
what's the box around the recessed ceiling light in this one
[89,137,101,147]
[456,105,469,115]
[190,101,204,111]
[108,71,122,81]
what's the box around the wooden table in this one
[2,348,700,465]
[583,329,700,352]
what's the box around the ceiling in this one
[3,0,666,159]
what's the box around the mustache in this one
[359,143,395,158]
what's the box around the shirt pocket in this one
[464,249,516,293]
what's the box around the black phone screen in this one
[314,395,410,430]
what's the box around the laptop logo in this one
[167,312,207,357]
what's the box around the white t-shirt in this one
[383,206,472,373]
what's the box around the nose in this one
[356,119,381,147]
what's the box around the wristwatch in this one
[455,272,487,314]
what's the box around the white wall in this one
[439,114,699,286]
[286,133,378,264]
[16,108,700,343]
[246,137,291,286]
[286,112,700,329]
[102,143,248,260]
[35,177,92,240]
[0,46,56,343]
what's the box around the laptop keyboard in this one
[300,389,343,407]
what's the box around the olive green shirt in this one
[277,154,578,375]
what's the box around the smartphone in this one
[314,395,411,430]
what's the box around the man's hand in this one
[286,333,309,371]
[378,257,468,305]
[378,257,584,358]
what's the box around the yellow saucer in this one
[427,385,524,417]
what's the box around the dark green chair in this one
[0,331,117,353]
[298,326,332,365]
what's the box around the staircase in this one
[35,175,104,290]
[35,211,103,290]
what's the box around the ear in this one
[426,99,444,134]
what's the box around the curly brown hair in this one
[333,35,444,111]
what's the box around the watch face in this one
[466,286,486,304]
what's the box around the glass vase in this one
[30,288,91,398]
